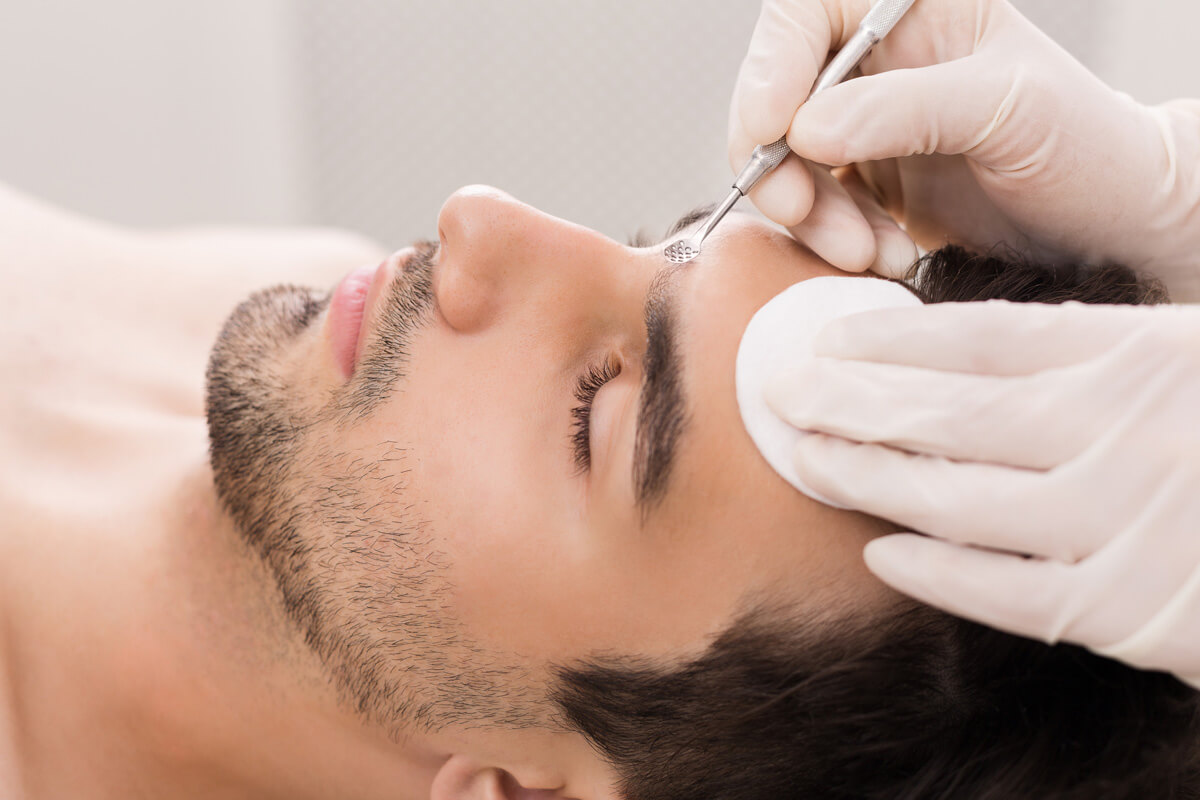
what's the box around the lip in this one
[326,250,409,380]
[326,261,381,380]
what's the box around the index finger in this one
[814,300,1147,374]
[864,533,1077,645]
[733,0,866,146]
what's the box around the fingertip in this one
[837,227,878,273]
[746,156,815,228]
[786,164,880,271]
[787,95,846,164]
[864,533,923,565]
[870,230,920,279]
[829,166,914,277]
[863,533,929,588]
[788,211,877,273]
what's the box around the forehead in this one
[644,215,891,618]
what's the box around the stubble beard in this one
[203,246,545,737]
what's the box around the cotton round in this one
[735,276,921,507]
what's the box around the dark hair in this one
[904,245,1170,306]
[551,246,1199,800]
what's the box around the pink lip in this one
[327,261,384,380]
[326,247,417,380]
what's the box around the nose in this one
[433,185,627,332]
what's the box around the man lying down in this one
[1,182,1197,799]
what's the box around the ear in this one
[430,755,573,800]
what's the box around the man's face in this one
[205,185,896,738]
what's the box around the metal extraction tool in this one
[664,0,919,264]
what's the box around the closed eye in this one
[570,358,621,473]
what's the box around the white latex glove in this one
[729,0,1200,300]
[765,300,1200,687]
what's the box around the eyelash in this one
[570,357,622,473]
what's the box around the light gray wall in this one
[294,0,758,247]
[1013,0,1200,103]
[1,1,1198,246]
[0,0,308,227]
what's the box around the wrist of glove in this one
[764,299,1200,686]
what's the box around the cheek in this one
[387,357,733,664]
[384,331,596,657]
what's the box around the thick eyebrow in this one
[625,204,717,248]
[633,264,690,519]
[663,203,717,241]
[628,200,752,513]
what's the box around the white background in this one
[2,0,1197,247]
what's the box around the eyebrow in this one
[663,202,717,241]
[629,202,744,517]
[633,263,689,519]
[624,203,716,248]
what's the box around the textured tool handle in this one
[732,0,918,195]
[862,0,918,37]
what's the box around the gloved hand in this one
[765,299,1200,687]
[729,0,1200,300]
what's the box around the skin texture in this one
[0,182,898,799]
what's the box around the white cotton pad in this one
[735,276,922,508]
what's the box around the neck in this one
[6,448,446,799]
